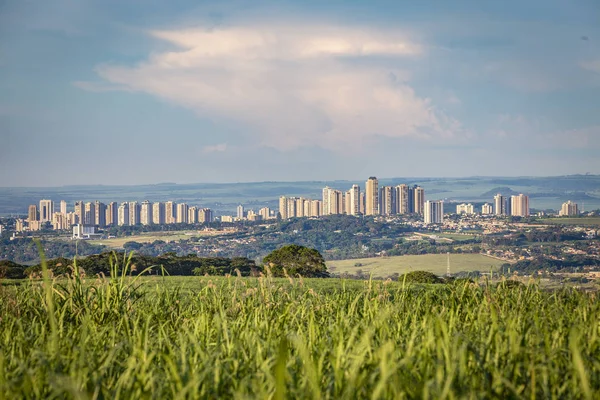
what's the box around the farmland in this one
[327,253,505,278]
[542,217,600,227]
[89,230,223,248]
[1,266,599,398]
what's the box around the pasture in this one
[327,253,505,278]
[89,230,223,248]
[543,217,600,227]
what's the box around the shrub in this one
[399,271,444,284]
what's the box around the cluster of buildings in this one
[279,177,444,223]
[16,200,214,232]
[455,194,531,217]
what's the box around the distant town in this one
[1,176,584,241]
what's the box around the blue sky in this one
[1,0,599,186]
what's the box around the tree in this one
[263,244,329,277]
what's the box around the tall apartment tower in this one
[379,186,394,216]
[236,204,244,220]
[74,201,84,225]
[424,200,444,224]
[310,200,322,218]
[152,202,165,225]
[129,202,141,226]
[481,203,493,215]
[28,205,38,221]
[322,187,332,216]
[198,208,213,223]
[188,207,198,224]
[510,194,530,217]
[560,201,578,216]
[39,199,54,222]
[165,201,176,224]
[348,185,361,215]
[106,202,118,226]
[140,201,152,225]
[177,203,189,223]
[413,186,425,215]
[84,202,95,225]
[365,177,379,216]
[279,197,288,219]
[494,194,511,216]
[117,203,129,226]
[60,200,68,215]
[94,201,107,227]
[396,184,410,214]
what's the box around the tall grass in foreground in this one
[1,263,599,399]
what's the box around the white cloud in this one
[83,23,463,151]
[581,60,600,74]
[201,143,228,153]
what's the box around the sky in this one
[1,0,599,187]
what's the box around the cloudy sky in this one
[1,0,599,186]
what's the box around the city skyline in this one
[1,1,599,186]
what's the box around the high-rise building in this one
[259,207,271,220]
[494,194,511,216]
[310,200,322,218]
[365,177,379,216]
[141,201,152,225]
[152,202,165,225]
[286,197,297,218]
[52,212,69,230]
[74,201,84,225]
[165,201,176,224]
[236,204,244,220]
[379,186,395,216]
[413,186,425,215]
[295,198,305,218]
[117,203,129,226]
[84,202,96,225]
[510,194,529,217]
[348,185,361,215]
[396,184,410,214]
[481,203,493,215]
[39,199,54,222]
[129,202,141,225]
[188,206,198,224]
[198,208,213,223]
[95,201,106,227]
[424,200,444,224]
[28,205,38,221]
[279,197,288,219]
[456,203,475,215]
[106,202,118,226]
[176,203,189,223]
[60,200,67,215]
[303,199,311,217]
[559,201,579,216]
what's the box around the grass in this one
[1,260,600,398]
[89,230,222,248]
[542,217,600,227]
[327,253,505,278]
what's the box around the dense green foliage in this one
[398,270,444,284]
[262,244,329,277]
[1,265,600,398]
[11,252,259,278]
[0,237,106,264]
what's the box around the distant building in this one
[129,201,141,225]
[72,224,99,239]
[152,202,165,225]
[365,177,379,216]
[74,201,85,225]
[560,200,579,216]
[236,204,244,219]
[60,200,68,215]
[396,184,410,214]
[84,202,96,225]
[221,215,234,223]
[311,200,322,217]
[424,200,444,224]
[95,201,106,227]
[141,201,152,225]
[28,205,38,222]
[198,208,213,223]
[176,203,189,224]
[39,199,54,222]
[348,185,361,215]
[456,203,475,215]
[379,186,395,216]
[494,194,511,216]
[413,186,425,215]
[107,202,118,226]
[188,206,198,224]
[481,203,493,215]
[279,197,288,219]
[165,201,176,224]
[52,212,69,230]
[510,194,529,217]
[118,202,129,226]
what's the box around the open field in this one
[89,230,224,248]
[543,217,600,226]
[327,253,505,277]
[1,271,599,398]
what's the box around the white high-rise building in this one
[510,194,530,217]
[141,201,152,225]
[198,208,213,223]
[279,197,288,219]
[424,200,444,224]
[165,201,176,224]
[348,185,361,215]
[365,177,379,216]
[559,201,579,216]
[60,200,67,215]
[129,202,141,225]
[259,207,271,220]
[84,202,95,225]
[188,206,198,224]
[39,199,54,222]
[117,203,129,226]
[456,203,475,215]
[396,184,410,214]
[481,203,493,215]
[237,204,244,219]
[177,203,189,223]
[413,186,425,215]
[152,202,165,225]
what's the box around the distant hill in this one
[480,187,520,198]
